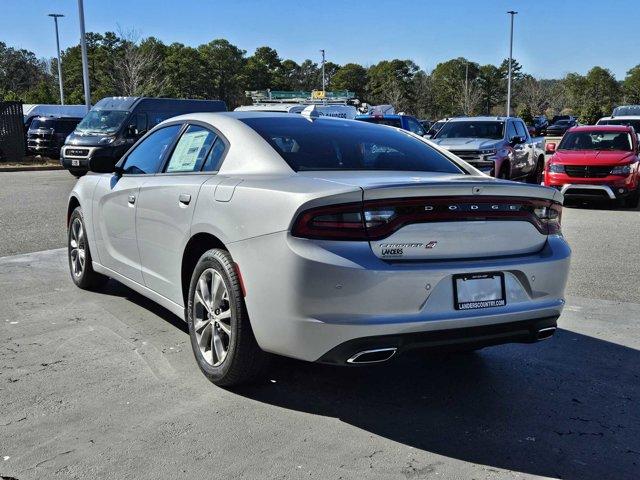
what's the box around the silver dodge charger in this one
[67,111,571,386]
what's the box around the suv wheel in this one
[528,156,545,184]
[625,188,640,208]
[68,207,108,290]
[186,248,270,386]
[497,163,510,180]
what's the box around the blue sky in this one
[3,0,639,79]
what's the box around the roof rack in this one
[245,90,356,105]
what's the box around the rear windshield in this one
[356,117,402,128]
[241,117,463,173]
[434,121,505,140]
[559,131,632,151]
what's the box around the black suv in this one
[27,116,82,158]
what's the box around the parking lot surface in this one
[1,171,639,479]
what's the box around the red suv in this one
[544,125,640,207]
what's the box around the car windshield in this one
[75,109,129,134]
[559,131,632,151]
[29,118,55,130]
[356,117,403,128]
[433,121,505,140]
[553,120,570,126]
[598,119,640,131]
[241,117,464,173]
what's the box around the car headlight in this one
[610,165,631,176]
[480,148,497,156]
[549,163,565,173]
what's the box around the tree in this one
[243,46,282,90]
[113,30,166,97]
[366,59,419,112]
[0,41,53,100]
[431,57,479,116]
[198,39,246,107]
[517,103,534,125]
[331,63,368,99]
[163,43,208,98]
[477,64,505,115]
[623,65,640,104]
[580,101,604,125]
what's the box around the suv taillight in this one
[291,197,563,240]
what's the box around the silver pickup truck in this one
[430,116,546,183]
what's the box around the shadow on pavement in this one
[234,330,640,480]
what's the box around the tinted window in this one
[514,121,527,138]
[123,125,181,175]
[506,121,518,140]
[598,119,640,132]
[406,118,426,136]
[559,131,632,151]
[240,117,463,174]
[202,138,226,172]
[165,125,217,173]
[148,112,177,128]
[30,118,55,130]
[356,117,403,128]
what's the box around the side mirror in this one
[511,135,525,145]
[126,125,138,138]
[89,156,118,174]
[546,142,557,153]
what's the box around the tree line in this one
[2,32,640,124]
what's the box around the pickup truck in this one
[431,116,546,183]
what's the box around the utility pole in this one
[320,49,326,94]
[465,62,469,115]
[506,10,517,117]
[48,14,65,105]
[77,0,91,109]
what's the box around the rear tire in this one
[186,248,270,387]
[528,156,545,184]
[67,207,108,290]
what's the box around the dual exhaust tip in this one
[345,327,557,364]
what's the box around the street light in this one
[320,49,326,94]
[77,0,91,108]
[506,10,518,117]
[48,13,65,105]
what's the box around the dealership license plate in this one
[453,272,506,310]
[71,159,80,166]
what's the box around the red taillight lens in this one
[292,197,563,240]
[291,203,368,240]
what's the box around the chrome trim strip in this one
[560,184,616,199]
[346,347,397,364]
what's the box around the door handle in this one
[179,193,192,205]
[128,194,136,205]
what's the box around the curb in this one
[0,165,64,172]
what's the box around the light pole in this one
[77,0,91,108]
[320,49,326,94]
[48,14,65,105]
[506,10,517,117]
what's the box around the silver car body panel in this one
[68,112,571,362]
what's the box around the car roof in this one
[567,125,633,133]
[446,116,509,122]
[355,114,403,119]
[598,115,640,121]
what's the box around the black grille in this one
[564,165,612,178]
[65,148,89,157]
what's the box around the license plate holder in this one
[71,159,80,166]
[453,272,506,310]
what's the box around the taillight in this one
[292,197,563,240]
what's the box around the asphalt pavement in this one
[1,170,639,480]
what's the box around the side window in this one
[507,121,518,140]
[202,138,226,172]
[515,121,527,138]
[165,125,218,173]
[123,124,181,175]
[135,113,148,134]
[406,118,425,136]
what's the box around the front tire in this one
[497,162,510,180]
[67,207,107,290]
[624,188,640,208]
[528,156,545,184]
[187,248,269,386]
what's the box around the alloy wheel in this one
[69,217,86,278]
[193,268,232,366]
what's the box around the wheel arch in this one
[181,232,228,308]
[67,195,81,226]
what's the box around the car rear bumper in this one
[230,232,571,362]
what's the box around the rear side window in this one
[202,138,226,172]
[356,117,403,128]
[241,117,463,174]
[165,125,217,173]
[123,125,181,175]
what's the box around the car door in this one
[136,123,227,305]
[507,120,528,178]
[93,124,182,284]
[515,120,536,175]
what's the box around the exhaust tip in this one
[347,348,397,364]
[537,326,557,341]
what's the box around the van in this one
[60,97,227,176]
[27,116,82,158]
